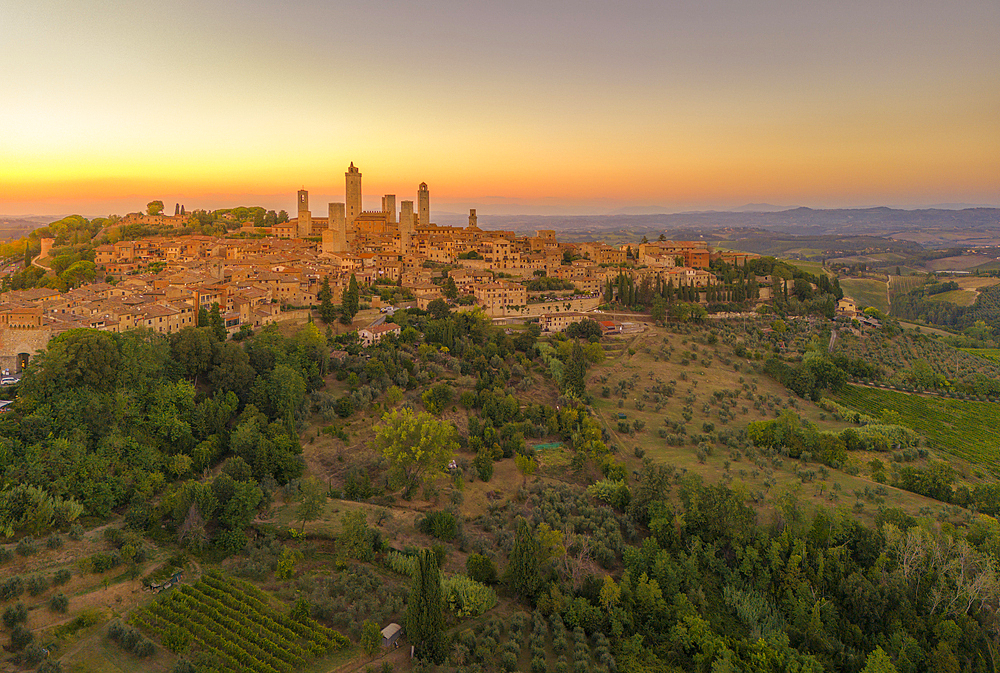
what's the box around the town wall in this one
[0,326,52,373]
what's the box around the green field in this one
[927,289,978,306]
[839,278,889,313]
[787,260,828,276]
[836,385,1000,468]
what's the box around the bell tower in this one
[417,182,429,227]
[297,189,311,238]
[346,162,362,227]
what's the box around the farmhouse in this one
[359,323,401,347]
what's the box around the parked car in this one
[0,377,16,385]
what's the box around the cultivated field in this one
[839,278,889,312]
[928,289,978,306]
[925,254,996,271]
[836,385,1000,469]
[787,260,829,276]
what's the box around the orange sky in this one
[1,0,997,216]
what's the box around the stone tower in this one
[468,208,478,229]
[417,182,429,227]
[399,201,414,253]
[328,202,347,252]
[382,194,396,225]
[346,162,362,227]
[297,189,311,238]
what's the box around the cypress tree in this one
[318,276,336,324]
[340,274,360,325]
[504,516,539,599]
[407,549,446,662]
[563,340,587,398]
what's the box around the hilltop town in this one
[3,170,1000,673]
[0,163,756,372]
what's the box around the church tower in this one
[297,189,311,238]
[346,163,362,227]
[417,182,429,228]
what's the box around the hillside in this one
[2,310,1000,672]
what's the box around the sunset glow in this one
[1,0,997,216]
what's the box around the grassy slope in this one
[928,289,978,306]
[587,329,973,526]
[839,278,889,313]
[836,384,1000,468]
[787,260,829,277]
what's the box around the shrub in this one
[172,660,197,673]
[53,569,71,586]
[23,643,48,666]
[442,574,498,617]
[46,535,64,550]
[499,650,518,672]
[466,553,498,584]
[50,593,69,613]
[27,575,48,596]
[68,523,84,541]
[0,576,24,600]
[107,619,155,657]
[16,537,37,557]
[3,602,28,628]
[418,511,458,541]
[10,624,34,651]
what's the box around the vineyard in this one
[132,571,348,673]
[835,385,1000,468]
[888,275,925,298]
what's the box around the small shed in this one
[381,623,403,649]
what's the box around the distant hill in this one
[0,217,47,243]
[729,203,793,212]
[474,207,1000,243]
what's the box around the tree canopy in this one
[373,408,458,490]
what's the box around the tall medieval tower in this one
[297,189,311,238]
[346,163,362,227]
[382,194,396,225]
[417,182,429,228]
[399,200,414,253]
[328,202,346,252]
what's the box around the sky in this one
[1,0,998,217]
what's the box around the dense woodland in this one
[893,284,1000,338]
